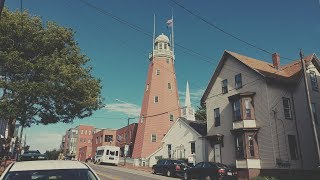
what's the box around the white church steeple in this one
[182,81,195,121]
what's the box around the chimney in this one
[272,53,280,69]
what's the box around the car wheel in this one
[152,168,156,174]
[183,172,189,180]
[166,170,172,177]
[205,175,212,180]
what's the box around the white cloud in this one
[104,103,141,117]
[27,133,62,153]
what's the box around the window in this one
[156,69,160,75]
[85,130,87,135]
[88,139,91,143]
[100,135,103,143]
[88,131,91,135]
[106,150,109,155]
[248,135,255,157]
[151,134,157,142]
[168,83,171,89]
[159,43,163,49]
[81,130,83,134]
[105,135,113,142]
[80,138,83,142]
[310,71,318,91]
[235,134,244,159]
[288,135,298,160]
[283,97,292,119]
[245,99,251,119]
[169,114,174,121]
[146,84,149,91]
[312,103,318,124]
[96,137,98,144]
[235,73,242,89]
[164,43,167,50]
[154,96,159,103]
[75,130,78,135]
[167,144,172,159]
[191,142,195,154]
[84,138,86,143]
[166,58,170,64]
[214,108,220,127]
[233,99,242,121]
[221,79,228,94]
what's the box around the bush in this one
[253,176,278,180]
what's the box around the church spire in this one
[185,81,192,108]
[182,81,195,121]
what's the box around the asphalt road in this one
[89,163,179,180]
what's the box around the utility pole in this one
[300,50,320,166]
[0,0,5,18]
[124,117,134,166]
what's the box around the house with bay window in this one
[201,51,320,179]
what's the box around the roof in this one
[180,118,207,136]
[201,50,319,103]
[10,160,88,171]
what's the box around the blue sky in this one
[5,0,320,152]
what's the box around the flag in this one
[166,18,173,28]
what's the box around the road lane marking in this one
[95,170,120,180]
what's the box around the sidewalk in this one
[118,162,152,173]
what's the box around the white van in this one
[94,145,120,165]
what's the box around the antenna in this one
[152,14,156,61]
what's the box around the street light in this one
[115,99,136,166]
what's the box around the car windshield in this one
[24,151,40,154]
[215,163,229,169]
[3,169,98,180]
[20,155,48,161]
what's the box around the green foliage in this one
[253,176,278,180]
[0,8,102,127]
[44,149,61,160]
[195,104,207,121]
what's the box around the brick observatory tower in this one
[132,33,181,164]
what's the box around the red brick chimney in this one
[272,53,280,69]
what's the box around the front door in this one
[214,144,221,163]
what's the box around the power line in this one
[170,0,295,62]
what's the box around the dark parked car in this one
[23,150,41,154]
[19,153,48,161]
[183,162,237,180]
[152,159,189,177]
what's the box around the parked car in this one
[23,150,41,154]
[152,159,189,177]
[0,160,100,180]
[19,153,48,161]
[183,162,237,180]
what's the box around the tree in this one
[0,8,102,153]
[44,149,61,160]
[195,104,207,121]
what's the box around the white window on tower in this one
[154,96,159,103]
[169,114,174,121]
[146,84,149,91]
[168,83,172,89]
[151,134,157,142]
[156,69,160,75]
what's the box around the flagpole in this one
[152,14,155,61]
[171,10,174,59]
